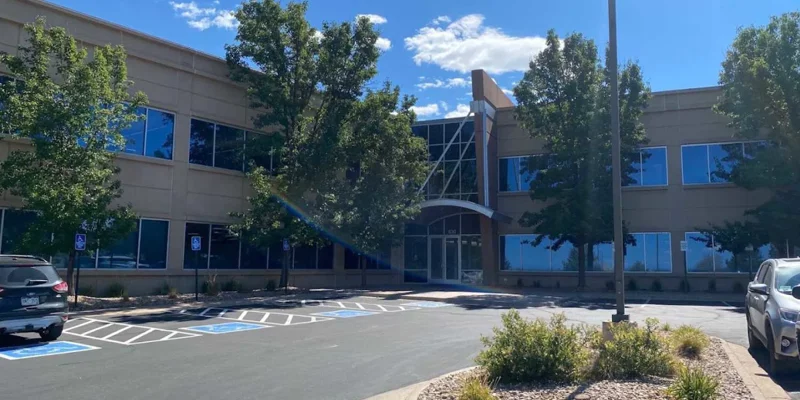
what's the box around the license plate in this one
[21,297,39,306]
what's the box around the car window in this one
[756,263,770,283]
[774,266,800,294]
[763,266,774,287]
[0,264,59,286]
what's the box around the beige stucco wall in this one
[0,0,404,295]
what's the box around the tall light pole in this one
[609,0,628,323]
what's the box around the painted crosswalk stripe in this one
[125,328,155,344]
[63,320,94,332]
[101,325,131,339]
[64,317,201,346]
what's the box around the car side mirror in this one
[749,283,770,296]
[792,285,800,300]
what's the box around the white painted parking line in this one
[175,307,333,326]
[300,300,421,312]
[63,317,200,346]
[640,298,651,308]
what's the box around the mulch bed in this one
[419,338,753,400]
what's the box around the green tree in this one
[715,12,800,255]
[0,18,145,294]
[226,1,422,287]
[330,83,428,286]
[513,30,649,288]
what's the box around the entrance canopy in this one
[420,199,512,224]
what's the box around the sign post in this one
[745,244,755,281]
[191,236,202,301]
[73,234,87,309]
[281,239,290,295]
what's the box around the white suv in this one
[746,258,800,374]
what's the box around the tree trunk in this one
[587,242,595,272]
[577,244,586,290]
[361,255,367,287]
[65,250,76,296]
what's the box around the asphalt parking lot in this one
[0,294,796,400]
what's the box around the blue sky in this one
[50,0,799,120]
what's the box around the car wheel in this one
[747,315,764,350]
[765,324,785,376]
[39,325,63,342]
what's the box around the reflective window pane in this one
[499,158,520,192]
[429,145,443,162]
[138,219,168,269]
[268,240,288,270]
[404,237,428,270]
[592,243,614,271]
[625,233,646,271]
[650,233,672,272]
[627,151,642,186]
[461,236,482,271]
[551,242,577,271]
[500,236,522,270]
[460,160,478,194]
[428,124,444,145]
[214,124,245,171]
[145,109,174,160]
[714,247,736,272]
[445,123,459,143]
[521,236,550,271]
[709,143,741,183]
[210,225,239,269]
[121,107,146,155]
[184,223,210,269]
[462,143,476,159]
[411,125,427,141]
[318,244,334,269]
[460,121,474,142]
[98,225,138,269]
[461,214,480,234]
[641,148,667,186]
[240,238,267,269]
[1,210,39,255]
[444,215,460,235]
[293,244,317,269]
[189,119,214,166]
[344,248,360,269]
[682,145,709,184]
[686,232,713,272]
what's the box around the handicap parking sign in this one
[74,234,87,251]
[0,341,99,360]
[191,236,201,252]
[180,322,268,335]
[312,310,377,318]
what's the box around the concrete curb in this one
[363,367,476,400]
[720,339,790,400]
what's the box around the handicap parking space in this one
[401,301,452,308]
[299,299,421,312]
[311,309,379,318]
[180,322,270,335]
[0,341,100,360]
[63,317,201,345]
[175,307,334,326]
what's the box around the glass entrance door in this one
[429,236,460,283]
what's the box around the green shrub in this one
[651,279,663,292]
[707,279,716,293]
[666,366,719,400]
[532,280,541,288]
[222,280,242,292]
[154,281,174,296]
[167,287,179,299]
[662,323,672,332]
[458,372,495,400]
[202,274,219,296]
[77,285,95,297]
[732,281,745,294]
[627,279,638,292]
[106,282,127,298]
[670,326,709,359]
[476,311,589,384]
[516,278,523,287]
[265,280,277,291]
[592,318,677,379]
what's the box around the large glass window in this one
[499,155,548,192]
[120,107,174,160]
[138,219,169,269]
[97,230,138,269]
[501,235,620,272]
[214,125,245,171]
[210,225,240,269]
[189,119,215,166]
[685,232,770,273]
[499,157,520,192]
[416,120,478,200]
[240,239,268,269]
[0,209,39,255]
[190,118,267,172]
[624,233,671,272]
[681,142,766,185]
[627,147,667,187]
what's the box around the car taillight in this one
[52,281,68,294]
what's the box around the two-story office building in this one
[1,0,795,295]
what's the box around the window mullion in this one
[135,219,142,269]
[141,108,148,156]
[206,224,212,269]
[639,151,644,186]
[211,123,217,167]
[0,209,4,254]
[706,145,711,183]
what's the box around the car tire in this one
[747,315,764,350]
[39,325,63,342]
[765,324,785,376]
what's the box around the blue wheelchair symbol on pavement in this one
[312,310,377,318]
[0,341,99,360]
[402,301,451,308]
[181,322,268,335]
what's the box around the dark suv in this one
[0,255,69,341]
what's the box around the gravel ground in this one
[419,338,753,400]
[68,287,318,311]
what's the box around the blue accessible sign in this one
[181,322,268,335]
[74,234,87,251]
[312,310,377,318]
[282,239,290,252]
[0,341,99,360]
[191,236,201,252]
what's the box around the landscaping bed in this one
[420,311,753,400]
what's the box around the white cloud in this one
[169,1,238,31]
[501,88,513,96]
[410,103,440,117]
[356,14,388,24]
[405,14,547,74]
[212,0,220,4]
[312,30,325,42]
[432,16,451,25]
[439,101,449,111]
[375,37,392,51]
[445,103,470,118]
[418,76,426,81]
[415,77,471,90]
